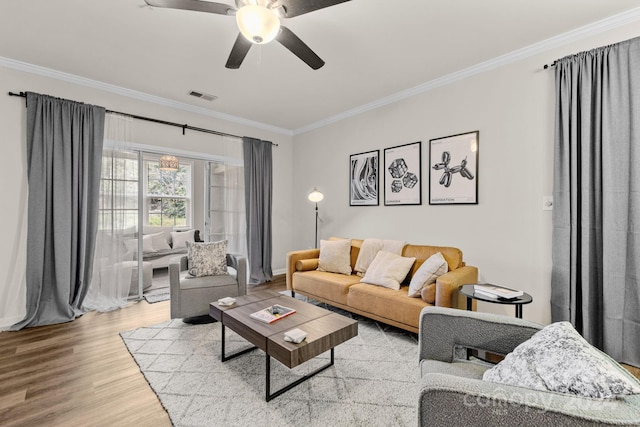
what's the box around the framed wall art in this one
[349,150,379,206]
[383,141,422,206]
[429,131,479,205]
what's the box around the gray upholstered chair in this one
[169,253,247,322]
[418,306,640,426]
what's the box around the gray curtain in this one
[242,137,273,284]
[551,36,640,366]
[12,92,105,329]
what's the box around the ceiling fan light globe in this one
[236,5,280,44]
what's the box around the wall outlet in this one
[542,196,553,211]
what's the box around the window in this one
[98,150,139,232]
[144,158,192,227]
[206,161,245,254]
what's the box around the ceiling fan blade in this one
[144,0,233,15]
[276,26,324,70]
[276,0,351,18]
[225,33,252,69]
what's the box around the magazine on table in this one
[474,284,523,299]
[250,304,296,324]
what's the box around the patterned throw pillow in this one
[187,240,228,278]
[483,321,640,399]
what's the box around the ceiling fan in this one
[144,0,351,70]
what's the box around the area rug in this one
[121,312,419,426]
[143,289,170,304]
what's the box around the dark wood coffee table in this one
[209,290,358,401]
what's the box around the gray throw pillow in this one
[483,321,640,399]
[187,240,228,277]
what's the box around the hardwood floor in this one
[0,275,286,427]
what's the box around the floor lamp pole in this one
[308,188,324,248]
[314,203,319,248]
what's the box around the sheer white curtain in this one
[206,136,247,257]
[84,113,137,312]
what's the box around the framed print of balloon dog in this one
[429,131,479,205]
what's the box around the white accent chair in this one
[169,253,247,322]
[418,306,640,426]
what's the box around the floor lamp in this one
[308,188,324,248]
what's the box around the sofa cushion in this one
[124,234,155,253]
[420,284,436,304]
[354,238,406,276]
[143,226,173,245]
[483,321,640,399]
[172,229,196,249]
[186,240,228,277]
[360,251,416,290]
[148,231,172,251]
[317,239,352,275]
[293,270,361,305]
[408,252,448,297]
[403,245,463,278]
[422,359,489,381]
[180,273,238,290]
[143,247,187,260]
[347,283,429,328]
[295,258,319,271]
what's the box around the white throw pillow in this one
[148,231,171,251]
[124,234,155,253]
[317,239,352,275]
[483,321,640,399]
[187,240,228,277]
[354,238,383,276]
[408,252,448,297]
[171,229,196,249]
[360,251,416,290]
[143,226,172,245]
[354,238,406,276]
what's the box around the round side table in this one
[460,284,533,318]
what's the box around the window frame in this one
[142,156,194,228]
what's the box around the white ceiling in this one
[2,0,640,133]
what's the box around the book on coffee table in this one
[250,304,296,324]
[474,284,523,299]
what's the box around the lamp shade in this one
[159,155,179,171]
[308,188,324,203]
[236,5,281,44]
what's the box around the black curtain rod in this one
[543,61,557,69]
[8,91,278,147]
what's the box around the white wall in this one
[0,66,294,329]
[290,22,640,325]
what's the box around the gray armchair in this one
[418,306,640,426]
[169,253,247,322]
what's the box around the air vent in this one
[188,90,217,102]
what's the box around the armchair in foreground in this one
[418,306,640,426]
[169,253,247,323]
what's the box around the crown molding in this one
[0,56,293,136]
[2,6,639,138]
[293,6,640,135]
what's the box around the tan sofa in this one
[286,238,478,333]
